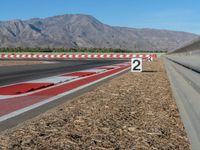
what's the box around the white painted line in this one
[26,76,77,84]
[0,67,129,122]
[116,64,129,66]
[0,95,13,99]
[0,76,81,100]
[97,65,120,69]
[79,69,106,73]
[42,61,59,64]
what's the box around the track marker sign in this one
[131,58,142,72]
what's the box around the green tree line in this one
[0,47,166,53]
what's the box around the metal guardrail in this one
[168,37,200,55]
[165,39,200,150]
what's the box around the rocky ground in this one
[0,59,191,150]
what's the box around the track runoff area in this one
[0,53,156,128]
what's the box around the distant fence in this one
[0,53,157,59]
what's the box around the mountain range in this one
[0,14,199,51]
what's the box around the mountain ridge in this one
[0,14,199,51]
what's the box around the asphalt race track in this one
[0,60,129,131]
[0,60,127,86]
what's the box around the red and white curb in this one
[0,53,157,59]
[0,62,130,122]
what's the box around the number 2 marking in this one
[133,60,141,70]
[131,58,142,72]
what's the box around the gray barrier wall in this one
[165,38,200,150]
[169,37,200,55]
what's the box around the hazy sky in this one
[0,0,199,34]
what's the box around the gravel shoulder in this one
[0,59,190,150]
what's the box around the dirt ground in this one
[0,59,190,150]
[0,60,45,66]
